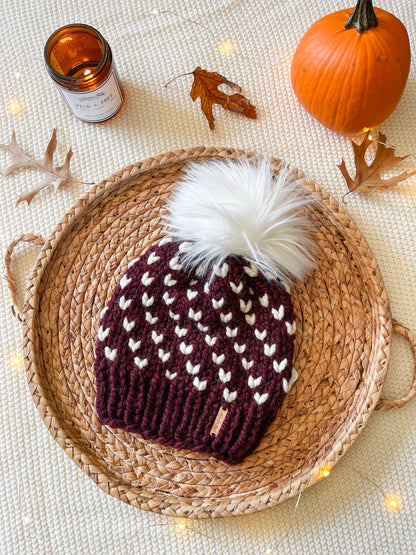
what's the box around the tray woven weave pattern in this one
[21,147,391,518]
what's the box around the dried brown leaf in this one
[189,67,257,129]
[338,131,416,199]
[0,128,73,206]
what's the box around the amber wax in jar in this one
[44,24,124,123]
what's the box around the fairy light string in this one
[367,130,416,164]
[146,8,217,39]
[111,7,235,57]
[140,8,236,55]
[350,466,402,513]
[268,492,303,553]
[17,458,404,554]
[5,7,410,555]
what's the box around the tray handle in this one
[4,233,45,322]
[376,319,416,411]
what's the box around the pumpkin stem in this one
[345,0,378,33]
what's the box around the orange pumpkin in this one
[290,0,411,136]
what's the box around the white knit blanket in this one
[1,1,415,553]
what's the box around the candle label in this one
[56,69,124,123]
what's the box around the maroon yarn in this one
[94,240,295,465]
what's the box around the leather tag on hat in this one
[210,406,229,438]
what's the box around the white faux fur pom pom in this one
[165,158,316,283]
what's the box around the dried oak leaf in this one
[0,128,73,206]
[338,131,416,199]
[190,67,257,130]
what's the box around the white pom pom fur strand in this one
[165,158,316,283]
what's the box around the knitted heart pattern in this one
[94,238,298,465]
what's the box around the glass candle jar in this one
[44,24,124,123]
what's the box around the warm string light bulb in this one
[175,518,188,532]
[317,465,331,480]
[7,100,23,114]
[219,40,235,55]
[385,494,401,512]
[7,71,24,115]
[10,353,24,368]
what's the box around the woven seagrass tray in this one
[5,147,416,518]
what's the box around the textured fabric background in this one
[1,1,415,553]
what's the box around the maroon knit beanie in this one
[94,159,314,465]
